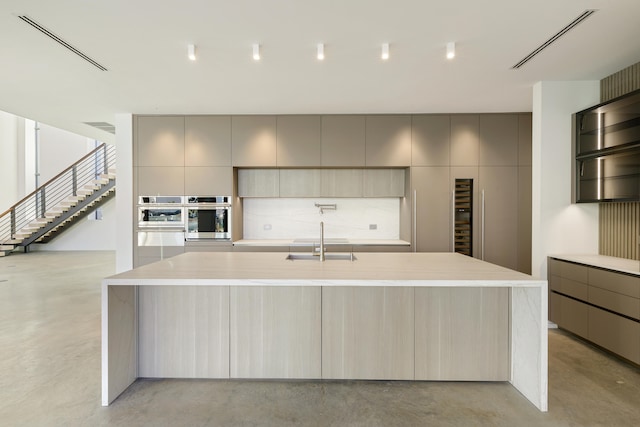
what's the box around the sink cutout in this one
[286,253,356,261]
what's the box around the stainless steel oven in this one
[185,196,231,240]
[137,196,185,229]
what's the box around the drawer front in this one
[561,277,588,300]
[549,274,561,292]
[548,258,562,277]
[588,306,640,364]
[549,292,561,324]
[588,286,640,320]
[560,261,588,282]
[559,295,588,339]
[588,268,640,298]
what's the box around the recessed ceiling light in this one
[188,44,196,61]
[317,43,325,60]
[381,43,389,60]
[253,43,260,61]
[446,42,455,60]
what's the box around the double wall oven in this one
[137,196,231,241]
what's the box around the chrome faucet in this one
[319,221,325,262]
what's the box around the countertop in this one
[233,239,411,247]
[104,252,543,287]
[549,254,640,276]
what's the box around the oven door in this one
[138,206,185,228]
[186,207,231,240]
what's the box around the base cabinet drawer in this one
[557,294,588,339]
[588,306,640,364]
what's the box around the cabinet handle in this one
[481,189,485,260]
[451,189,455,252]
[413,189,417,253]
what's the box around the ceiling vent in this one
[18,15,108,71]
[511,9,597,69]
[84,122,116,134]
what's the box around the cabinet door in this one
[185,166,232,195]
[363,169,405,197]
[276,116,321,167]
[518,113,532,166]
[413,167,451,252]
[279,169,321,197]
[588,306,640,364]
[137,116,184,167]
[237,169,279,197]
[231,116,277,166]
[320,169,363,197]
[450,115,479,166]
[322,287,414,380]
[365,115,411,166]
[321,115,366,166]
[479,166,518,270]
[185,116,231,167]
[137,166,184,195]
[479,114,518,166]
[411,115,450,166]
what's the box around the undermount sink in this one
[285,253,357,261]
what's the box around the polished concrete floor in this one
[1,251,640,426]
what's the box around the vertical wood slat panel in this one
[600,203,640,261]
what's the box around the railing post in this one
[103,144,108,174]
[72,166,78,196]
[10,208,16,239]
[40,187,46,218]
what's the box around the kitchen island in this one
[102,252,547,411]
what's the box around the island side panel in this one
[510,285,548,412]
[102,284,137,406]
[322,286,414,380]
[230,286,321,378]
[138,286,230,378]
[414,287,510,380]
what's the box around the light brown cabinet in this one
[479,114,518,166]
[185,116,231,167]
[321,115,366,166]
[320,169,363,197]
[363,169,405,197]
[231,116,277,166]
[185,166,232,195]
[279,169,321,197]
[548,257,640,363]
[137,166,184,195]
[450,115,479,167]
[411,114,450,166]
[413,167,451,252]
[365,115,411,166]
[276,116,321,167]
[237,169,279,197]
[137,116,185,167]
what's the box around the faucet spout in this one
[319,221,325,262]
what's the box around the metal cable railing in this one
[0,143,116,245]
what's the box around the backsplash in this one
[242,198,400,240]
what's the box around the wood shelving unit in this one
[454,178,473,256]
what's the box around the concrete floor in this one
[1,251,639,426]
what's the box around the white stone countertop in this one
[105,252,544,287]
[233,239,411,246]
[549,254,640,276]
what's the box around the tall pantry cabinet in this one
[412,113,531,274]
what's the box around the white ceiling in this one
[1,0,640,144]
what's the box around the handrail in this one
[0,143,112,218]
[0,143,116,245]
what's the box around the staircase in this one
[0,143,116,257]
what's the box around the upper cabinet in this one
[450,115,479,166]
[411,115,451,166]
[276,116,321,167]
[365,115,411,166]
[363,169,405,197]
[137,116,185,167]
[321,115,366,166]
[232,116,277,167]
[479,114,518,166]
[574,90,640,203]
[185,116,231,167]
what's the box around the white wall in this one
[532,81,600,280]
[115,113,133,273]
[0,111,19,211]
[38,123,88,183]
